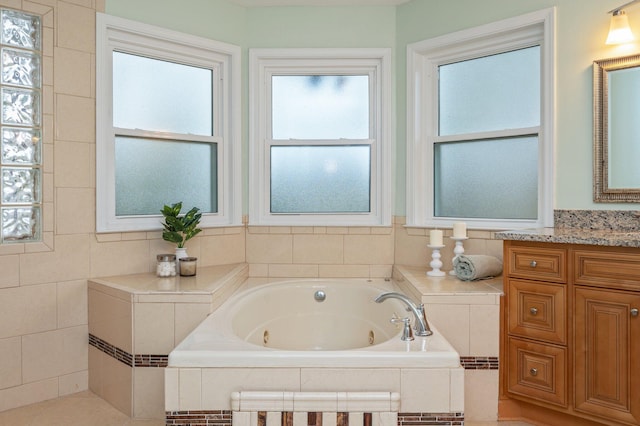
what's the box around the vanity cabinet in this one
[502,241,640,426]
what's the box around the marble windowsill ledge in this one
[495,227,640,248]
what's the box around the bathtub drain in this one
[263,330,269,345]
[369,330,375,345]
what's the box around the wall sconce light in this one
[607,0,640,44]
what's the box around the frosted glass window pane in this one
[2,87,39,126]
[1,10,40,51]
[113,52,213,135]
[2,48,40,87]
[272,75,369,140]
[439,46,540,136]
[115,137,217,216]
[1,166,39,203]
[1,206,39,242]
[271,145,370,213]
[2,127,40,164]
[434,137,538,219]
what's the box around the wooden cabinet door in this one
[574,287,640,425]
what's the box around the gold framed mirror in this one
[593,53,640,202]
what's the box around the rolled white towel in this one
[453,254,503,281]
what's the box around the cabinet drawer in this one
[508,279,566,344]
[507,337,567,407]
[574,249,640,291]
[507,246,566,283]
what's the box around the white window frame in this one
[96,13,241,232]
[406,8,556,230]
[249,48,392,227]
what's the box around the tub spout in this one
[375,292,433,337]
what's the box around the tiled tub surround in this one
[165,269,502,424]
[88,264,249,419]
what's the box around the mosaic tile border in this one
[90,333,495,371]
[88,334,168,367]
[165,411,464,426]
[460,356,499,370]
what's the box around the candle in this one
[453,222,467,238]
[429,229,443,246]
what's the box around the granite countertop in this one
[495,227,640,248]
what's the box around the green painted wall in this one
[104,0,640,217]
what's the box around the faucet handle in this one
[390,316,414,341]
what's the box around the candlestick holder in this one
[449,236,469,275]
[427,244,446,277]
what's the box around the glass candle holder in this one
[179,257,197,276]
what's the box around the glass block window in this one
[0,9,41,243]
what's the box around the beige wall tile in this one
[20,234,91,285]
[133,303,174,354]
[58,370,88,396]
[133,367,164,419]
[57,1,95,52]
[0,255,19,288]
[464,370,499,421]
[424,304,470,356]
[450,367,465,412]
[174,303,210,346]
[22,325,88,383]
[0,337,21,390]
[318,264,369,278]
[293,234,343,264]
[88,288,132,352]
[88,346,103,397]
[57,280,88,328]
[201,368,301,409]
[56,188,95,235]
[400,368,451,412]
[101,352,132,417]
[90,239,150,278]
[56,94,95,142]
[246,233,292,264]
[0,377,58,412]
[344,234,393,265]
[300,369,400,392]
[0,283,56,339]
[469,305,500,357]
[164,368,179,411]
[54,141,93,188]
[268,264,318,278]
[369,264,393,278]
[178,369,202,411]
[199,233,246,266]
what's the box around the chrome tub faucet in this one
[375,292,433,337]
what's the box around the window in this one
[96,14,241,232]
[249,48,392,226]
[0,9,42,243]
[406,8,555,230]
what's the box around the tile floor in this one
[0,391,535,426]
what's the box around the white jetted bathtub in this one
[168,278,460,368]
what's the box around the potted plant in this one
[160,202,202,271]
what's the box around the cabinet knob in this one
[530,260,537,268]
[530,307,538,315]
[530,368,538,376]
[631,308,639,317]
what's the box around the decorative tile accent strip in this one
[460,356,499,370]
[166,410,232,426]
[89,333,132,367]
[169,410,462,426]
[89,334,168,367]
[397,412,464,426]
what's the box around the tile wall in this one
[0,0,505,417]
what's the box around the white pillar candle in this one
[429,229,443,246]
[453,222,467,238]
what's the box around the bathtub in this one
[168,278,460,368]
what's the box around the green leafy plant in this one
[160,202,202,248]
